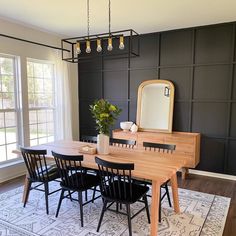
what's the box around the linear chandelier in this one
[61,0,139,63]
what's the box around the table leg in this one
[170,173,180,213]
[181,167,189,180]
[22,175,30,203]
[150,180,160,236]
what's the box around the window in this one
[0,55,57,164]
[0,55,18,162]
[27,59,55,146]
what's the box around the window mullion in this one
[20,57,30,147]
[14,56,23,148]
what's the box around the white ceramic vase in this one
[97,134,110,154]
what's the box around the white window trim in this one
[0,55,58,165]
[26,58,56,146]
[0,53,22,164]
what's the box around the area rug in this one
[0,182,230,236]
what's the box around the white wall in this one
[0,18,79,182]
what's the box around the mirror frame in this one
[136,79,175,133]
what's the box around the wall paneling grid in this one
[79,22,236,175]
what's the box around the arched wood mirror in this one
[136,80,175,133]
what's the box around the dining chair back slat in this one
[81,135,97,143]
[110,138,136,149]
[143,142,176,153]
[21,147,49,182]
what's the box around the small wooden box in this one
[79,145,97,154]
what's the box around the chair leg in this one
[116,202,119,213]
[126,204,132,236]
[143,194,150,224]
[165,183,172,207]
[78,191,84,227]
[56,189,65,217]
[68,190,73,201]
[84,169,88,202]
[23,180,32,208]
[159,189,161,223]
[44,182,49,214]
[92,186,96,203]
[97,199,107,232]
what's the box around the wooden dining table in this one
[17,140,187,236]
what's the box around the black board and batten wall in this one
[78,21,236,175]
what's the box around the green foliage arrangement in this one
[89,99,122,135]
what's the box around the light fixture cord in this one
[87,0,90,39]
[108,0,111,35]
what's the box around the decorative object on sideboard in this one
[130,123,138,133]
[90,99,121,154]
[120,121,133,132]
[61,0,139,63]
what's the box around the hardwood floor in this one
[0,174,235,235]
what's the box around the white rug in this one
[0,182,230,236]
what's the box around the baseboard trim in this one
[0,162,26,184]
[189,169,236,181]
[0,171,26,184]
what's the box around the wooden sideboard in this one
[112,129,201,179]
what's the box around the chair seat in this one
[61,173,100,191]
[30,164,59,182]
[102,181,149,204]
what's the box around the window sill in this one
[0,159,24,169]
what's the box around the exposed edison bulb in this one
[76,42,81,54]
[86,41,91,53]
[96,39,102,52]
[107,37,113,51]
[119,36,125,50]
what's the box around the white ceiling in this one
[0,0,236,37]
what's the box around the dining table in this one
[16,140,187,236]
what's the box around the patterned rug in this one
[0,182,230,236]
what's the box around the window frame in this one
[0,55,57,165]
[0,53,22,164]
[26,58,56,146]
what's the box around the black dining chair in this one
[110,138,136,210]
[95,156,150,236]
[80,135,98,201]
[52,151,100,227]
[143,142,176,153]
[143,141,176,222]
[110,138,136,148]
[20,147,61,214]
[80,135,97,143]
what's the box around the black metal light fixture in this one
[61,0,139,63]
